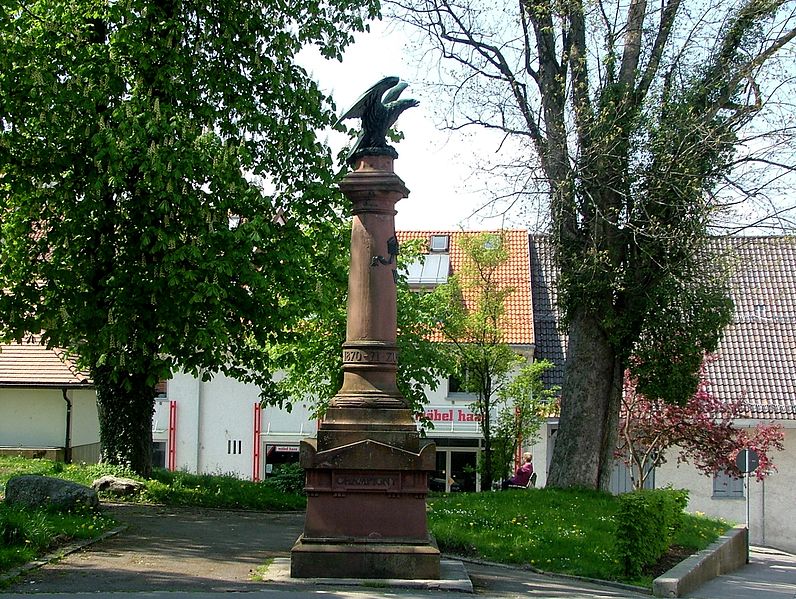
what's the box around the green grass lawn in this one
[1,456,730,588]
[0,456,306,511]
[0,502,115,574]
[427,488,731,587]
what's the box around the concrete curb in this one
[652,525,748,598]
[264,557,474,593]
[448,554,652,595]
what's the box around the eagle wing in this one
[337,76,400,123]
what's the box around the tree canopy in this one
[0,0,378,474]
[389,0,796,488]
[429,231,553,490]
[618,362,785,490]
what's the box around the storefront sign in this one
[423,408,481,422]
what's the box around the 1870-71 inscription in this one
[342,348,397,364]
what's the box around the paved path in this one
[686,546,796,599]
[3,503,648,598]
[3,504,793,598]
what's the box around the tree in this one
[430,231,543,490]
[617,363,785,490]
[267,237,453,417]
[491,359,557,483]
[0,0,378,475]
[388,0,796,488]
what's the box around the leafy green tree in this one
[430,231,545,490]
[491,359,556,483]
[0,0,378,475]
[268,237,453,417]
[388,0,795,488]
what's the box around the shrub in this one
[263,463,305,494]
[614,488,689,577]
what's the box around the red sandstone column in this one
[328,154,413,417]
[290,153,439,580]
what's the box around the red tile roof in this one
[396,230,533,345]
[704,237,796,420]
[528,235,796,420]
[0,337,91,387]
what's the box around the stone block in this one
[4,474,100,511]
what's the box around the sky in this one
[299,18,796,236]
[300,20,515,232]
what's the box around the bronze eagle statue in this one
[337,76,419,163]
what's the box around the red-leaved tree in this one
[617,360,784,490]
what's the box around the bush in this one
[614,488,689,577]
[143,468,306,510]
[263,463,305,494]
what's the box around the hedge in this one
[614,488,689,577]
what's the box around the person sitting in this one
[502,452,534,489]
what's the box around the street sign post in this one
[735,449,760,473]
[735,449,760,531]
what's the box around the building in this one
[656,237,796,553]
[158,229,535,492]
[527,235,796,553]
[0,337,100,463]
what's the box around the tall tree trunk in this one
[480,402,494,491]
[547,308,622,490]
[94,367,156,478]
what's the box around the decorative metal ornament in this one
[337,76,419,163]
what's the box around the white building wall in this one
[262,400,316,442]
[1,388,66,447]
[197,373,260,477]
[656,424,796,553]
[166,371,261,479]
[527,419,557,488]
[423,378,449,404]
[0,387,99,450]
[166,374,201,474]
[69,389,100,447]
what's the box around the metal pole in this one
[745,451,751,533]
[761,477,766,546]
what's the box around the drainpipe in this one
[196,376,203,474]
[61,388,72,464]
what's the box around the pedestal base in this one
[290,434,439,579]
[290,535,441,579]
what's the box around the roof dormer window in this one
[430,235,450,252]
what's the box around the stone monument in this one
[290,77,440,579]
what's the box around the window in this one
[713,471,744,498]
[404,253,450,287]
[483,235,500,250]
[152,441,166,468]
[154,380,168,399]
[227,439,243,455]
[448,366,475,394]
[448,373,465,393]
[430,235,450,252]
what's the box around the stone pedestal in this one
[290,154,440,580]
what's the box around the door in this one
[450,450,478,492]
